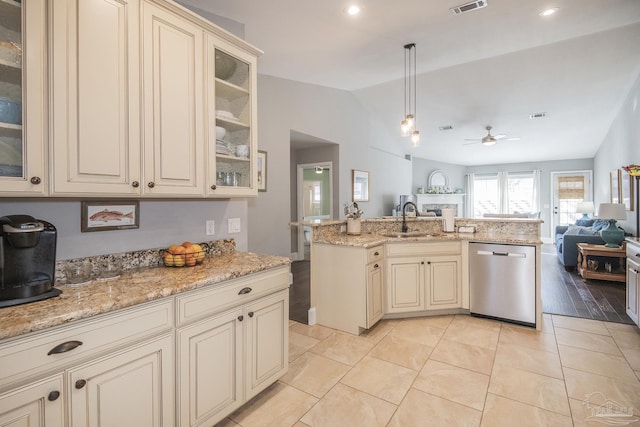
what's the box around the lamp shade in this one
[597,203,626,220]
[576,201,595,214]
[597,203,626,248]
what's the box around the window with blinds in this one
[558,175,585,199]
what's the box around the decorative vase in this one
[600,219,624,248]
[346,218,361,236]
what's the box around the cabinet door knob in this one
[238,287,252,295]
[374,251,379,256]
[248,312,254,318]
[147,182,155,188]
[427,261,431,265]
[75,379,87,389]
[48,391,61,401]
[211,185,217,190]
[421,261,425,265]
[30,176,41,185]
[374,264,379,268]
[48,340,83,355]
[237,315,244,322]
[132,181,140,188]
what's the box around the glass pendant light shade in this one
[405,114,415,129]
[411,130,420,146]
[400,119,411,136]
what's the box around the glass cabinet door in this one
[209,37,257,196]
[0,0,45,194]
[0,0,23,178]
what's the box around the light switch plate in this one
[228,218,241,233]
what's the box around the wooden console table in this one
[577,243,626,282]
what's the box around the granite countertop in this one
[0,252,291,341]
[313,232,542,248]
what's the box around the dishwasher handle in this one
[476,250,526,258]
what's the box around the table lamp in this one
[576,201,594,219]
[597,203,626,248]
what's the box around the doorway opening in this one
[550,170,593,232]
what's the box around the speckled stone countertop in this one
[0,252,291,341]
[297,217,543,247]
[313,232,541,248]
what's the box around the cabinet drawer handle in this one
[30,176,41,185]
[132,181,139,188]
[75,379,87,389]
[248,312,254,318]
[238,287,252,295]
[48,391,61,401]
[147,181,155,188]
[48,340,83,355]
[237,315,244,322]
[374,251,379,256]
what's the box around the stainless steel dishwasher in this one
[469,242,536,327]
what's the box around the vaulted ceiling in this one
[180,0,640,165]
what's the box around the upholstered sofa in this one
[554,219,607,271]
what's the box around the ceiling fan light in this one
[481,138,496,146]
[411,130,420,146]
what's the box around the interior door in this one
[550,171,593,233]
[295,162,332,260]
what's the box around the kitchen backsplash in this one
[55,239,236,284]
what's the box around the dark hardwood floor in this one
[290,260,310,324]
[541,243,633,324]
[289,244,634,325]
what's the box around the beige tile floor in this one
[216,314,640,427]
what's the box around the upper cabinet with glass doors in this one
[0,0,46,195]
[207,36,259,197]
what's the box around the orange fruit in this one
[168,244,180,254]
[173,246,186,255]
[186,257,197,266]
[182,241,193,248]
[184,246,196,260]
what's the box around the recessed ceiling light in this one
[539,7,559,16]
[346,5,362,15]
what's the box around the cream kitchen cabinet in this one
[141,1,206,197]
[0,300,175,427]
[386,241,462,314]
[311,243,384,335]
[50,0,142,196]
[626,240,640,325]
[176,266,289,427]
[47,0,261,198]
[206,36,258,196]
[0,375,64,426]
[0,0,46,196]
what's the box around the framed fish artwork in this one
[81,201,140,232]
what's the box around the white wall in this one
[1,199,248,259]
[594,72,640,236]
[248,75,412,257]
[412,157,467,194]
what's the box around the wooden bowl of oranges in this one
[162,242,205,267]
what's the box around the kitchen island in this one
[302,216,542,334]
[0,242,291,427]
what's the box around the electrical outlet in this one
[228,218,241,233]
[206,220,215,235]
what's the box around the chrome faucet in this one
[401,202,420,233]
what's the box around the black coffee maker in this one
[0,215,61,308]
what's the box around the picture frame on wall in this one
[610,170,620,204]
[257,150,267,192]
[81,201,140,232]
[620,168,634,211]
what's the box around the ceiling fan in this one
[464,125,520,146]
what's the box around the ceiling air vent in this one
[529,112,547,119]
[439,125,453,131]
[450,0,487,15]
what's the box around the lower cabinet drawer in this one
[176,265,290,326]
[628,242,640,264]
[0,300,174,389]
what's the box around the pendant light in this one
[400,43,419,146]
